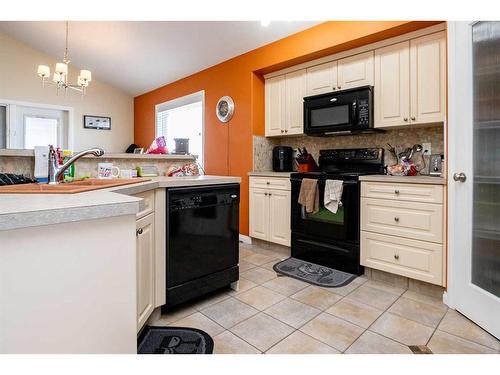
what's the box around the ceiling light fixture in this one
[260,20,271,27]
[37,21,92,95]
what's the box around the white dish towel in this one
[324,180,343,214]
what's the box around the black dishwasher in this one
[164,184,240,309]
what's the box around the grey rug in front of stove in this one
[273,257,356,288]
[138,326,213,354]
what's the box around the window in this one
[156,91,204,167]
[24,117,59,150]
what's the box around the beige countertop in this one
[359,175,446,185]
[248,171,293,178]
[0,175,241,231]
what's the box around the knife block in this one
[296,155,319,172]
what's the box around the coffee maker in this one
[272,146,294,172]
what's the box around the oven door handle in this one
[296,238,351,254]
[291,178,358,185]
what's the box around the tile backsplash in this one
[253,125,444,171]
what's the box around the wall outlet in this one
[422,143,432,156]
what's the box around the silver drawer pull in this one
[136,228,143,236]
[394,254,400,260]
[394,217,400,222]
[394,189,400,195]
[266,181,270,185]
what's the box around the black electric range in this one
[290,148,384,275]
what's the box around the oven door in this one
[304,91,357,134]
[290,177,360,243]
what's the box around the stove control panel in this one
[320,148,383,163]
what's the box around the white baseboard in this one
[239,234,252,244]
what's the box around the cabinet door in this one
[285,69,306,136]
[338,51,374,90]
[249,188,269,241]
[265,75,286,136]
[269,189,291,246]
[374,41,411,128]
[410,32,446,125]
[136,213,155,332]
[306,61,337,96]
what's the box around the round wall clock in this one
[216,96,235,123]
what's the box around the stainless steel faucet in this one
[47,145,105,184]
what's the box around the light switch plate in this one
[422,143,432,156]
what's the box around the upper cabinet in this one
[337,51,374,90]
[265,69,306,136]
[306,61,338,96]
[375,31,446,128]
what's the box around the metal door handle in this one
[266,181,270,185]
[136,228,143,236]
[403,117,408,122]
[394,254,399,260]
[411,116,416,121]
[394,217,400,222]
[284,129,288,133]
[337,86,341,89]
[453,172,467,182]
[394,190,400,195]
[281,130,284,133]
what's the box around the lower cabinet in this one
[249,176,291,246]
[136,212,155,332]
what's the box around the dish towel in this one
[324,179,343,214]
[298,178,320,214]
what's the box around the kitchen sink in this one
[0,178,151,194]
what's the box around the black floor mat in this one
[138,326,214,354]
[273,257,356,288]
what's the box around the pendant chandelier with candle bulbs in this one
[37,21,92,95]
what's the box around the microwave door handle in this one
[352,101,357,124]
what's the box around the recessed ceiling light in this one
[260,21,270,27]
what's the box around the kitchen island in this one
[0,175,240,354]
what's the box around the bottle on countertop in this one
[62,149,75,181]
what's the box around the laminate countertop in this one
[359,175,446,185]
[248,171,293,178]
[0,175,241,231]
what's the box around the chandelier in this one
[36,21,92,95]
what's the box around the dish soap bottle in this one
[62,150,75,181]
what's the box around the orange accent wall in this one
[134,21,442,236]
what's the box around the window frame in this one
[155,90,205,166]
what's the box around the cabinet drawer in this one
[361,198,443,243]
[250,176,290,191]
[134,190,155,219]
[361,231,443,286]
[361,181,443,204]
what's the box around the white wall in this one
[0,32,134,153]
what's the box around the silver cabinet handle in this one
[284,129,288,133]
[269,193,272,196]
[266,181,270,185]
[403,117,408,122]
[394,217,400,222]
[411,116,416,121]
[394,254,400,260]
[280,129,284,133]
[136,228,143,236]
[337,86,341,90]
[394,189,400,195]
[453,172,467,183]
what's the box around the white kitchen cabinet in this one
[374,41,411,128]
[374,32,446,128]
[338,51,374,90]
[306,61,337,96]
[265,75,285,136]
[285,69,307,135]
[136,212,155,332]
[410,32,447,125]
[249,177,291,246]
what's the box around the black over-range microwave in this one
[303,86,374,135]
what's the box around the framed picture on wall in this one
[83,115,112,130]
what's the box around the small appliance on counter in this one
[272,146,294,172]
[172,138,190,155]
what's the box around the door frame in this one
[445,21,500,339]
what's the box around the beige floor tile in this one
[408,278,444,299]
[370,269,409,289]
[244,253,278,266]
[265,298,321,328]
[230,313,295,352]
[291,286,343,310]
[369,312,434,346]
[226,278,258,296]
[241,267,278,284]
[300,312,364,352]
[326,298,383,329]
[321,276,366,296]
[201,298,258,329]
[401,290,447,310]
[239,248,255,259]
[427,330,497,354]
[438,310,500,350]
[213,331,261,354]
[388,297,447,328]
[239,260,257,272]
[169,312,225,337]
[261,260,280,271]
[346,285,400,310]
[363,279,406,296]
[156,305,197,325]
[190,291,231,311]
[235,286,286,311]
[267,331,340,354]
[345,331,412,354]
[262,276,309,296]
